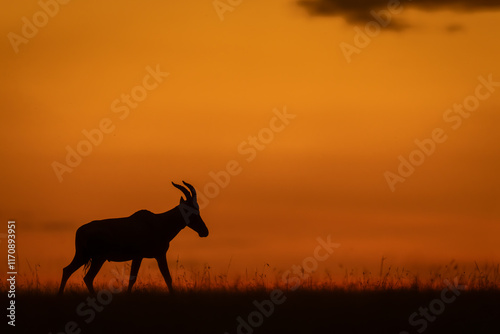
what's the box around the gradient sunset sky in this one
[1,0,499,281]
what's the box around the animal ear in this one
[179,197,186,204]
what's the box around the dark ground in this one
[5,288,500,334]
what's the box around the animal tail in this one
[83,258,92,274]
[75,226,93,274]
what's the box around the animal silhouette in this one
[58,181,208,295]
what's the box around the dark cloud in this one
[445,23,465,33]
[298,0,500,28]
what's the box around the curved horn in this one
[182,181,197,199]
[172,182,191,200]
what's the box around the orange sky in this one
[1,0,499,283]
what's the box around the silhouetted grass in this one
[2,261,499,333]
[4,259,499,293]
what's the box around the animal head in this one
[172,181,209,238]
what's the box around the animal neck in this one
[159,206,187,241]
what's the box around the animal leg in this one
[83,258,105,295]
[127,258,143,293]
[58,252,88,295]
[156,256,174,294]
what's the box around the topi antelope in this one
[58,181,209,295]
